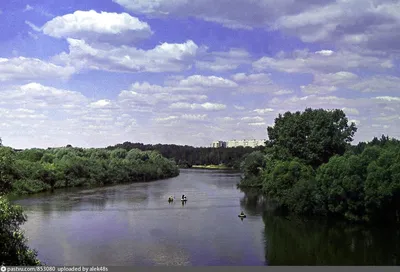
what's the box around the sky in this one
[0,0,399,149]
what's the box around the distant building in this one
[211,139,266,148]
[211,141,226,148]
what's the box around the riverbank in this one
[6,172,180,201]
[1,146,180,198]
[191,164,234,170]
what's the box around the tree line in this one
[239,108,400,224]
[0,145,180,196]
[105,142,264,169]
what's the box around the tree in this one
[0,196,41,265]
[0,147,17,193]
[267,108,357,168]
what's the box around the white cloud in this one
[169,102,226,111]
[0,57,75,81]
[241,116,264,122]
[274,0,400,54]
[113,0,400,54]
[40,10,153,44]
[23,5,33,12]
[300,85,338,95]
[314,71,359,85]
[181,114,207,121]
[195,48,251,72]
[348,75,400,93]
[248,122,266,126]
[253,108,274,114]
[53,38,199,73]
[215,117,235,122]
[342,107,360,116]
[0,83,87,109]
[253,49,394,74]
[273,89,294,95]
[154,116,179,123]
[112,0,329,30]
[231,72,283,93]
[118,81,209,108]
[234,105,245,110]
[176,75,238,89]
[315,50,334,56]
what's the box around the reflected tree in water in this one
[262,213,400,265]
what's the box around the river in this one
[12,169,400,266]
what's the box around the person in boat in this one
[181,194,185,200]
[240,211,245,216]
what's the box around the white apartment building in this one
[211,141,227,148]
[211,139,266,148]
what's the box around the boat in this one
[238,212,246,218]
[181,197,187,201]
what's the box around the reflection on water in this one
[11,170,399,266]
[240,189,400,265]
[13,169,266,266]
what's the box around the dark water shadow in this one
[239,189,400,265]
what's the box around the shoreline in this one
[7,172,180,201]
[190,165,235,170]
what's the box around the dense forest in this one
[239,108,400,224]
[0,145,179,196]
[106,142,264,169]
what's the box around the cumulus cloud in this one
[39,10,153,44]
[0,83,87,109]
[112,0,330,30]
[231,73,284,93]
[0,83,138,148]
[0,57,75,81]
[2,82,399,148]
[253,108,274,114]
[274,0,400,54]
[253,49,394,74]
[300,72,400,95]
[348,75,400,93]
[169,102,226,111]
[195,48,252,72]
[241,116,264,122]
[53,38,199,73]
[112,0,400,54]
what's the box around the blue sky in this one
[0,0,399,148]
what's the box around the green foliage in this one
[0,196,41,265]
[267,108,357,168]
[0,144,179,196]
[240,151,266,177]
[238,108,400,223]
[262,158,318,215]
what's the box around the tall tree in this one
[267,108,357,168]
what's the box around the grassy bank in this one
[191,164,234,170]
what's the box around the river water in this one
[12,169,400,266]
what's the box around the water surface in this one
[13,169,400,265]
